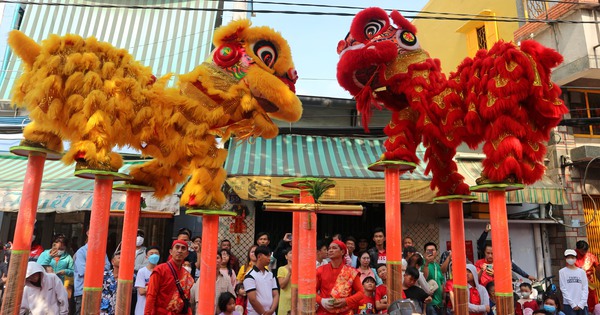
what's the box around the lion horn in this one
[8,30,41,67]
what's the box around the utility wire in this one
[1,0,599,24]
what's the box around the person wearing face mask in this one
[132,230,148,315]
[516,282,539,315]
[542,296,566,315]
[560,249,588,315]
[37,236,74,284]
[135,246,161,315]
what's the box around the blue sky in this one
[226,1,429,99]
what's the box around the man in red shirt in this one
[316,240,365,315]
[575,240,600,312]
[145,240,195,315]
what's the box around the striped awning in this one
[224,134,568,205]
[0,155,179,214]
[1,0,220,100]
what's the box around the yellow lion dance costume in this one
[8,19,302,209]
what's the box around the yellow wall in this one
[412,0,520,74]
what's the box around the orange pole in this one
[449,200,468,315]
[115,190,142,315]
[298,190,316,315]
[82,176,114,314]
[488,190,514,315]
[0,153,46,314]
[292,202,300,315]
[384,167,403,302]
[198,214,219,315]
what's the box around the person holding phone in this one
[423,242,445,315]
[273,233,292,271]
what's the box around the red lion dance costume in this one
[337,7,568,196]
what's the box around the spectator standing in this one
[222,239,241,274]
[357,276,377,314]
[277,249,292,315]
[485,282,496,315]
[73,231,111,315]
[560,249,588,315]
[516,282,539,315]
[144,240,194,315]
[191,236,202,279]
[237,245,258,283]
[357,251,383,286]
[235,283,247,315]
[135,246,160,315]
[36,235,74,284]
[368,228,386,268]
[575,240,600,312]
[243,245,279,315]
[375,264,389,313]
[190,250,235,314]
[317,240,331,268]
[255,232,276,271]
[217,292,242,315]
[220,248,238,287]
[20,261,69,315]
[543,295,566,315]
[403,266,432,313]
[357,238,369,253]
[346,236,358,268]
[135,230,148,273]
[403,237,415,249]
[423,242,445,315]
[316,240,365,315]
[273,233,292,271]
[101,251,120,315]
[29,230,43,261]
[466,264,490,315]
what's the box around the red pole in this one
[384,167,403,302]
[488,190,514,315]
[115,190,142,315]
[0,153,46,314]
[449,200,468,315]
[82,176,114,314]
[291,204,300,315]
[198,215,219,315]
[298,190,316,315]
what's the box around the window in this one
[565,90,600,137]
[523,0,549,20]
[476,26,487,50]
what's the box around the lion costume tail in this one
[7,30,40,67]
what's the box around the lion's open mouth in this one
[353,65,382,90]
[256,97,278,113]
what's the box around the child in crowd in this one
[486,282,496,315]
[357,276,376,314]
[444,277,454,313]
[466,264,490,315]
[516,282,539,315]
[235,283,247,315]
[375,264,388,314]
[559,249,588,315]
[403,266,432,313]
[542,295,565,315]
[217,292,241,315]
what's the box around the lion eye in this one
[253,40,278,68]
[364,20,385,39]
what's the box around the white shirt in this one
[559,266,588,309]
[20,272,69,315]
[243,266,278,315]
[134,267,153,315]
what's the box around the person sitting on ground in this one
[516,282,539,315]
[466,264,490,315]
[357,276,376,314]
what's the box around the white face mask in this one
[566,258,576,265]
[521,292,531,299]
[56,250,65,256]
[136,236,144,247]
[183,266,192,273]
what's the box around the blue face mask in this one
[543,305,556,313]
[148,254,160,265]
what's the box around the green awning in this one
[0,155,179,214]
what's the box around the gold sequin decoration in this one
[491,132,512,150]
[384,50,429,80]
[524,53,542,86]
[506,61,518,72]
[487,94,497,107]
[495,76,509,88]
[528,141,539,152]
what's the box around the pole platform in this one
[185,209,237,216]
[74,168,132,181]
[470,182,524,193]
[113,183,154,192]
[281,177,336,189]
[432,195,477,203]
[10,145,62,160]
[368,160,416,172]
